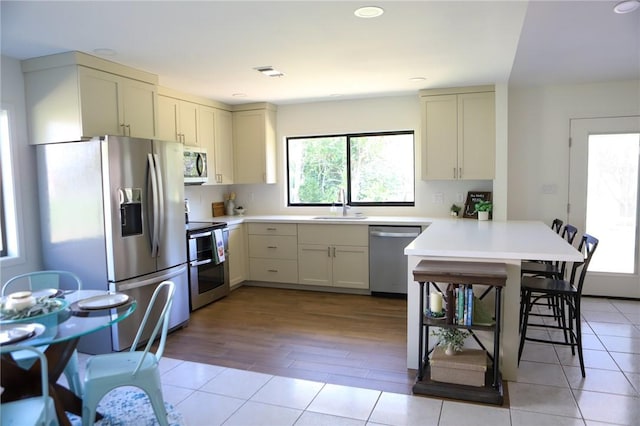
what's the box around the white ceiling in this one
[1,1,638,105]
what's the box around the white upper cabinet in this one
[157,87,234,185]
[157,95,198,145]
[199,106,234,184]
[232,104,277,184]
[23,52,158,144]
[420,86,495,180]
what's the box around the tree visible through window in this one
[287,131,414,206]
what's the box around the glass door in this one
[569,116,640,298]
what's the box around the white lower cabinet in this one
[228,224,247,288]
[298,244,369,289]
[297,225,369,290]
[247,223,298,283]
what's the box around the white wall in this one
[226,95,492,218]
[0,55,43,283]
[508,79,640,224]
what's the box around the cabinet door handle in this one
[267,246,277,249]
[459,167,462,179]
[453,167,457,179]
[332,247,336,257]
[267,269,278,273]
[266,227,277,231]
[327,247,331,257]
[125,124,131,136]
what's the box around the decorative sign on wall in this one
[463,191,492,219]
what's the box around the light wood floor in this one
[163,285,415,394]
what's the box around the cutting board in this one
[212,202,225,217]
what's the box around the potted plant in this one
[449,204,461,218]
[474,200,492,221]
[431,328,470,355]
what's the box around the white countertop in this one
[193,214,434,227]
[404,219,583,262]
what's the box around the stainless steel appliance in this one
[369,225,423,296]
[186,221,230,310]
[183,146,208,185]
[36,135,189,354]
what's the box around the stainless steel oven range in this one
[186,221,229,310]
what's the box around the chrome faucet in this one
[340,189,350,216]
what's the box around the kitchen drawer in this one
[298,224,368,246]
[248,223,297,236]
[249,258,298,283]
[248,235,298,259]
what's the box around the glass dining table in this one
[0,289,137,426]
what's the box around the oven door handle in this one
[189,231,213,239]
[190,259,213,267]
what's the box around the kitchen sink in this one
[313,215,368,220]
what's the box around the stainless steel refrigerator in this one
[37,135,189,354]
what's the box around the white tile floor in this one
[75,297,639,426]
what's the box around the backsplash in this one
[184,179,493,220]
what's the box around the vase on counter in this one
[478,211,489,221]
[225,200,235,216]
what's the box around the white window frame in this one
[0,105,27,266]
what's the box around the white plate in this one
[0,323,46,345]
[77,293,130,310]
[31,288,63,299]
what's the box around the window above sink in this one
[286,131,415,208]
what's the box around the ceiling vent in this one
[254,66,285,77]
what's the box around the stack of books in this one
[455,285,474,326]
[443,285,495,327]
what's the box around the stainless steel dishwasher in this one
[369,225,423,296]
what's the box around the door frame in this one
[568,116,640,298]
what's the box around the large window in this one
[0,109,11,257]
[287,131,414,206]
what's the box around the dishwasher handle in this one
[370,231,421,238]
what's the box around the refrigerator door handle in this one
[117,265,187,291]
[148,153,160,258]
[153,153,165,252]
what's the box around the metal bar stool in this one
[518,234,599,377]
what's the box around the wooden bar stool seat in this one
[413,260,508,288]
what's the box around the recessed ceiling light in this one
[410,77,427,82]
[614,0,640,13]
[254,66,285,77]
[232,93,247,98]
[354,6,384,19]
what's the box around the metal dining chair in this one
[518,234,599,377]
[81,281,175,426]
[2,270,83,397]
[519,224,580,333]
[1,345,59,426]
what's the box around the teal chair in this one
[81,281,175,426]
[2,270,83,397]
[1,345,59,426]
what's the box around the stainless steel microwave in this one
[184,147,208,184]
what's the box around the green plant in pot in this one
[474,200,492,221]
[431,328,470,355]
[450,204,461,217]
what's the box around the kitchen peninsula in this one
[404,220,584,381]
